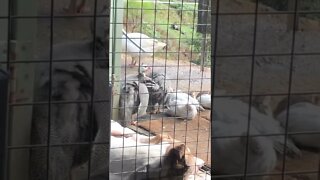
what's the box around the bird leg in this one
[149,104,162,114]
[128,57,137,68]
[131,120,138,126]
[149,108,158,114]
[132,57,137,67]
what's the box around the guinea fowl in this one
[118,81,150,126]
[138,63,204,119]
[139,63,173,92]
[118,65,161,126]
[276,102,320,150]
[122,30,167,67]
[212,98,301,158]
[138,63,173,114]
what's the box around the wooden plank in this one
[127,124,156,136]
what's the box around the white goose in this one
[122,29,166,67]
[164,92,204,120]
[196,92,211,109]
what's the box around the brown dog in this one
[110,121,205,179]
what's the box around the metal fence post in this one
[0,69,9,180]
[110,0,123,121]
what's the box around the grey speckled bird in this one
[139,63,174,114]
[118,80,150,126]
[118,65,162,125]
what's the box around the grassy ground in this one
[123,0,211,66]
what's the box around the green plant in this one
[123,0,209,61]
[190,37,211,67]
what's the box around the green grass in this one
[123,0,211,66]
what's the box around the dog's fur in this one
[213,98,301,158]
[30,5,112,180]
[30,26,110,180]
[212,120,277,180]
[30,60,111,180]
[110,121,205,180]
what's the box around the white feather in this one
[197,94,211,109]
[165,92,200,120]
[122,32,166,58]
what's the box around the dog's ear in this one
[174,144,186,159]
[169,144,187,169]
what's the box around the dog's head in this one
[137,134,204,180]
[166,144,204,179]
[144,142,204,180]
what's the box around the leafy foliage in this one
[123,0,211,66]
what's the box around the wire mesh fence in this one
[212,0,320,179]
[112,0,211,179]
[1,0,211,179]
[1,0,111,179]
[1,0,320,179]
